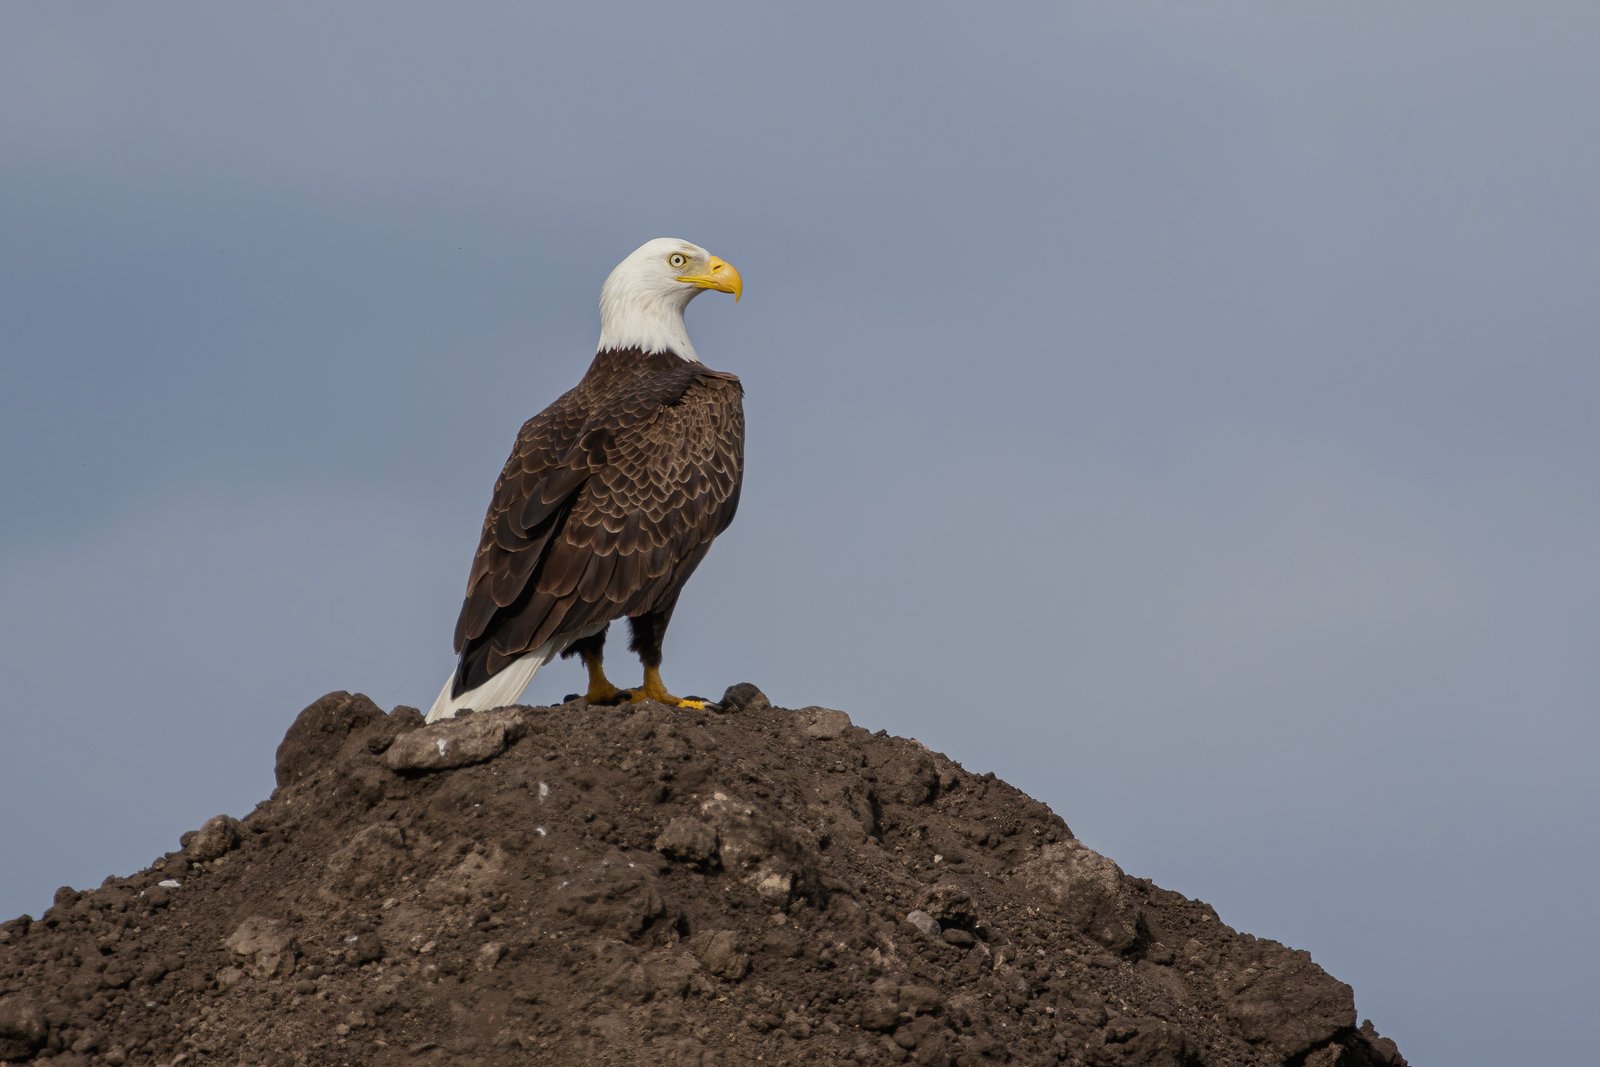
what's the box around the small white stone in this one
[157,879,181,889]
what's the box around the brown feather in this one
[448,346,744,693]
[575,547,619,604]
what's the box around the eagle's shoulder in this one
[693,366,742,388]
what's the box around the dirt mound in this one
[0,688,1405,1066]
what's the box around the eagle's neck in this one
[597,287,701,363]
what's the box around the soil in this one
[0,687,1406,1066]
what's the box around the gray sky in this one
[3,5,1597,1064]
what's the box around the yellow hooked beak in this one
[677,255,743,302]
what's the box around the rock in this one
[654,817,719,866]
[905,910,941,938]
[181,814,242,862]
[795,706,853,739]
[475,942,506,972]
[1017,841,1144,953]
[224,916,299,979]
[719,682,771,712]
[275,691,386,787]
[384,712,522,773]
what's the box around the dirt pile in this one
[0,688,1405,1066]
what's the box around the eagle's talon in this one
[622,682,710,710]
[580,676,633,706]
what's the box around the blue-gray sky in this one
[3,6,1597,1064]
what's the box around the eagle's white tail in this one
[426,647,551,723]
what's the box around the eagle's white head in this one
[597,237,743,362]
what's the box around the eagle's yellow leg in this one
[580,648,628,705]
[630,666,710,710]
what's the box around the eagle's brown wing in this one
[449,349,743,695]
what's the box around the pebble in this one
[475,942,506,971]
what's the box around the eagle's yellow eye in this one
[668,252,689,270]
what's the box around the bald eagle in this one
[427,238,745,722]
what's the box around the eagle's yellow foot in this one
[627,668,713,710]
[584,680,630,705]
[578,652,631,705]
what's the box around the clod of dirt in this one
[654,816,719,866]
[0,687,1406,1066]
[0,997,47,1060]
